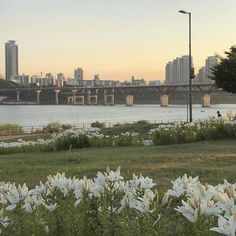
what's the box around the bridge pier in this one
[16,91,20,102]
[104,89,115,106]
[160,94,169,107]
[36,90,42,104]
[104,94,115,105]
[202,94,211,107]
[89,95,98,105]
[54,90,60,105]
[71,90,78,105]
[67,96,73,105]
[87,90,91,105]
[74,96,84,105]
[125,95,134,106]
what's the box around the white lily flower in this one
[44,203,57,212]
[211,215,236,236]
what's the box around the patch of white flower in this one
[1,170,236,235]
[0,168,166,234]
[0,127,142,150]
[168,174,236,235]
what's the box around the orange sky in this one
[0,0,236,81]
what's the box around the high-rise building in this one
[74,67,83,86]
[45,73,54,86]
[181,55,191,84]
[15,74,29,85]
[165,62,173,84]
[195,56,218,83]
[205,56,218,79]
[195,67,206,83]
[5,40,18,80]
[165,55,192,84]
[56,73,65,87]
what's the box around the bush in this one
[151,119,236,146]
[135,120,150,125]
[153,130,177,145]
[61,124,72,130]
[0,123,22,135]
[91,121,105,128]
[54,135,91,151]
[46,122,62,133]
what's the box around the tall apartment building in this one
[205,56,218,79]
[56,73,65,87]
[181,55,191,84]
[74,67,83,86]
[196,67,207,83]
[165,62,173,84]
[165,55,192,84]
[15,74,29,85]
[195,56,218,83]
[45,73,54,86]
[5,40,18,80]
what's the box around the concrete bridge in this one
[0,83,217,107]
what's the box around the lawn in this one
[0,139,236,190]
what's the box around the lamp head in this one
[179,10,190,14]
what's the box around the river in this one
[0,104,236,127]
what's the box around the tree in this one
[211,46,236,93]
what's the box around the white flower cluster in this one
[0,128,141,151]
[1,170,236,235]
[0,138,53,149]
[168,174,236,235]
[149,118,226,134]
[51,127,102,140]
[112,131,139,139]
[0,168,160,234]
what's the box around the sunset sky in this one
[0,0,235,81]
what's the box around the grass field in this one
[0,139,236,191]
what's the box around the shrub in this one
[91,121,105,128]
[54,135,90,151]
[135,120,150,125]
[0,123,22,135]
[153,130,177,145]
[46,122,62,133]
[151,119,236,145]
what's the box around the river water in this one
[0,104,236,127]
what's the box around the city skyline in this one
[0,0,236,81]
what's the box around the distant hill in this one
[0,79,18,89]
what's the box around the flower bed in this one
[0,168,235,235]
[150,118,236,145]
[0,128,141,155]
[0,118,236,155]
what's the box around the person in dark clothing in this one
[217,111,222,118]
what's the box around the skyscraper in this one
[74,67,83,86]
[5,40,18,80]
[195,56,218,83]
[56,73,65,87]
[205,56,218,79]
[181,55,191,84]
[165,61,173,84]
[165,55,193,84]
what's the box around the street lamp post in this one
[179,10,193,122]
